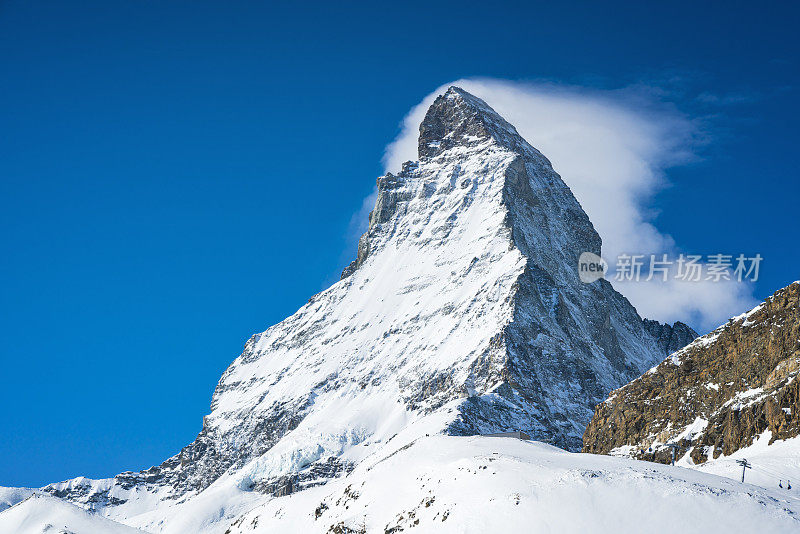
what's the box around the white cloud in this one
[378,78,758,333]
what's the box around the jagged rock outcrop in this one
[29,87,695,532]
[583,281,800,465]
[642,319,698,357]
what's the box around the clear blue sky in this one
[1,0,798,487]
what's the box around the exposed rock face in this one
[642,319,698,357]
[34,87,695,531]
[583,281,800,465]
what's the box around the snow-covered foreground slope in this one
[685,432,800,490]
[0,494,145,534]
[226,434,800,534]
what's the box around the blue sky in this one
[1,0,798,487]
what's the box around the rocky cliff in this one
[583,281,800,465]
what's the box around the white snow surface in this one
[226,433,800,534]
[683,431,800,491]
[0,486,33,513]
[0,494,145,534]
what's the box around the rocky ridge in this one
[583,281,800,465]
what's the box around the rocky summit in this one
[583,281,800,465]
[5,87,697,534]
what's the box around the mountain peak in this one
[22,87,702,533]
[418,86,525,159]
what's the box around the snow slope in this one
[0,486,33,513]
[685,432,800,491]
[0,494,145,534]
[226,433,800,534]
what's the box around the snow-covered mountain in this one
[2,87,702,533]
[0,494,145,534]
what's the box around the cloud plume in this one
[381,78,757,332]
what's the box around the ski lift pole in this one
[736,459,752,483]
[666,443,680,466]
